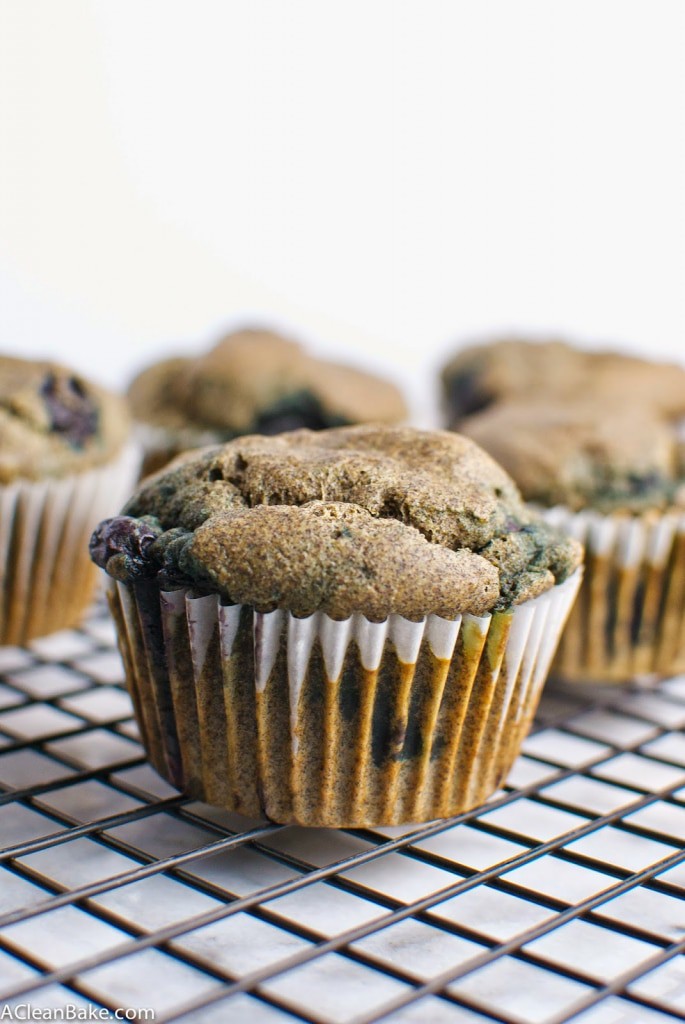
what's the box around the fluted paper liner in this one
[545,506,685,682]
[110,569,581,827]
[0,444,140,645]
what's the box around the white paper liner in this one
[543,505,685,681]
[0,443,140,645]
[113,568,581,827]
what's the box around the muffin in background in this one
[129,327,408,476]
[442,338,685,682]
[90,425,581,827]
[442,337,685,426]
[0,355,138,645]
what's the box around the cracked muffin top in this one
[0,355,130,483]
[90,425,582,620]
[441,339,685,513]
[128,328,408,440]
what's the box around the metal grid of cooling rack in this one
[2,605,685,1023]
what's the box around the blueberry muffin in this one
[91,425,581,827]
[441,339,685,681]
[0,355,137,644]
[129,328,408,475]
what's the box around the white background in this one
[1,1,684,423]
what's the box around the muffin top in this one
[90,425,581,620]
[0,355,130,483]
[442,339,685,513]
[460,399,685,513]
[442,338,685,423]
[128,328,408,440]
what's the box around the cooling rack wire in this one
[1,601,685,1023]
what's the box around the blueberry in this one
[41,372,99,448]
[150,527,196,589]
[627,471,662,496]
[89,516,162,579]
[256,409,326,433]
[253,390,347,435]
[445,368,494,421]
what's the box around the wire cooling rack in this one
[1,603,685,1022]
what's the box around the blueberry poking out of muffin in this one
[90,515,162,581]
[40,372,99,448]
[0,356,128,482]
